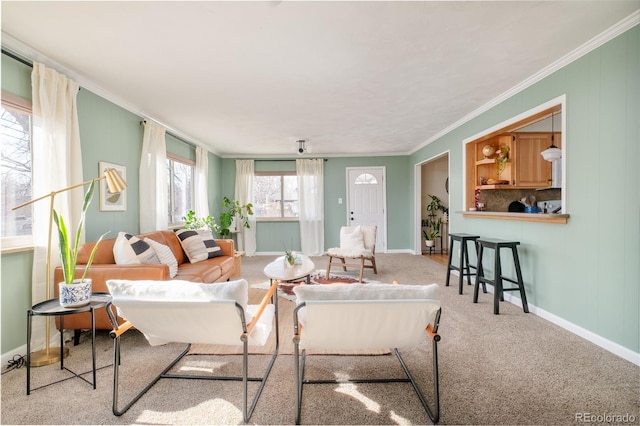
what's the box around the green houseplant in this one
[182,197,254,238]
[216,197,254,237]
[53,180,108,307]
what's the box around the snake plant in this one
[53,180,108,284]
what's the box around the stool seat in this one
[473,238,529,315]
[446,233,480,295]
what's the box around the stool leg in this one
[473,244,484,303]
[478,241,487,293]
[494,248,502,315]
[512,246,529,313]
[458,242,466,295]
[445,237,454,287]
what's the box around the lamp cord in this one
[2,354,26,374]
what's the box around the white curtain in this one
[234,160,256,256]
[31,62,84,348]
[296,159,324,255]
[194,146,209,217]
[139,120,168,233]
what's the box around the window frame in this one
[166,152,195,227]
[1,92,34,252]
[254,171,299,222]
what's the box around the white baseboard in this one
[454,271,640,366]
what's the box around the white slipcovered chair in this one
[106,278,279,422]
[292,282,442,424]
[326,225,378,282]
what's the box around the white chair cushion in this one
[293,283,440,350]
[294,282,439,303]
[107,279,263,346]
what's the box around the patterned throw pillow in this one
[174,229,224,263]
[113,232,160,265]
[144,238,178,278]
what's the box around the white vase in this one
[59,279,92,308]
[425,240,435,247]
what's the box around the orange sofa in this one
[54,230,235,336]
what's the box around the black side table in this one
[26,292,112,395]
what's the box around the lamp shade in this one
[541,146,562,162]
[104,168,127,193]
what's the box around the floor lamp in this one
[13,168,127,366]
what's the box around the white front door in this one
[346,167,386,252]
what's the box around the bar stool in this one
[445,233,480,295]
[473,238,529,315]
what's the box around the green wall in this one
[2,25,638,358]
[220,156,411,252]
[410,27,640,354]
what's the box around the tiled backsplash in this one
[476,188,562,212]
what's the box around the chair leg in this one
[370,257,378,274]
[340,257,347,272]
[326,256,333,279]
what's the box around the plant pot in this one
[425,240,435,247]
[59,279,92,308]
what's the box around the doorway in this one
[414,152,450,255]
[346,166,387,252]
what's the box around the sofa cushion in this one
[113,232,159,265]
[175,262,222,283]
[144,238,178,278]
[175,229,224,263]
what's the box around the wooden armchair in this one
[326,225,378,282]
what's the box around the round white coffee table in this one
[264,255,315,284]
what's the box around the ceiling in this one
[2,1,638,158]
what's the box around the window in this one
[354,173,378,185]
[167,154,194,225]
[1,93,33,245]
[254,172,299,219]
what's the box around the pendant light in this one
[541,112,562,162]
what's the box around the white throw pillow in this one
[340,226,365,251]
[174,229,223,263]
[144,238,178,278]
[113,232,159,265]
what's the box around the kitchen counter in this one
[457,210,569,224]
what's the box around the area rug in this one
[189,284,389,356]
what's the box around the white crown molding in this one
[1,32,213,154]
[410,10,640,155]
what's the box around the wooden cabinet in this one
[470,132,560,190]
[512,133,558,188]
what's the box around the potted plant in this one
[182,197,254,238]
[284,248,295,267]
[423,218,442,247]
[182,210,216,235]
[53,180,108,307]
[496,146,510,177]
[215,197,254,237]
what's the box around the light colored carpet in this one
[2,253,638,425]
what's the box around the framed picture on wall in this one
[99,161,127,211]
